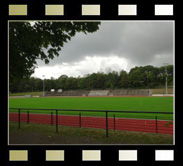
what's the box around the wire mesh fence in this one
[9,108,173,137]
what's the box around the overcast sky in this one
[32,21,174,79]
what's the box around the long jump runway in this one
[9,113,173,135]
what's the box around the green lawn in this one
[9,96,173,120]
[9,91,42,96]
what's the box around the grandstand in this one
[108,89,152,96]
[88,90,109,96]
[45,89,152,97]
[45,90,90,97]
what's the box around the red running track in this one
[9,113,173,135]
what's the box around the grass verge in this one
[9,122,173,145]
[9,91,42,96]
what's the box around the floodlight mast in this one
[163,63,169,95]
[42,75,45,97]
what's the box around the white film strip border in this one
[8,4,174,16]
[8,149,175,161]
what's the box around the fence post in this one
[79,113,81,128]
[106,111,108,138]
[51,112,53,126]
[113,114,116,131]
[56,110,58,133]
[27,111,29,124]
[18,109,20,129]
[155,116,158,134]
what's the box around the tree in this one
[57,75,68,90]
[9,65,174,93]
[128,67,144,88]
[9,21,101,84]
[105,71,119,89]
[95,72,108,89]
[158,65,173,86]
[64,77,78,90]
[118,70,129,88]
[167,65,173,85]
[139,65,159,88]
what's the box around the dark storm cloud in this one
[116,22,173,65]
[36,21,174,68]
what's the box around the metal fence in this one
[9,108,173,137]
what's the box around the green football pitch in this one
[9,96,173,120]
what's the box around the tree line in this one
[9,65,173,93]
